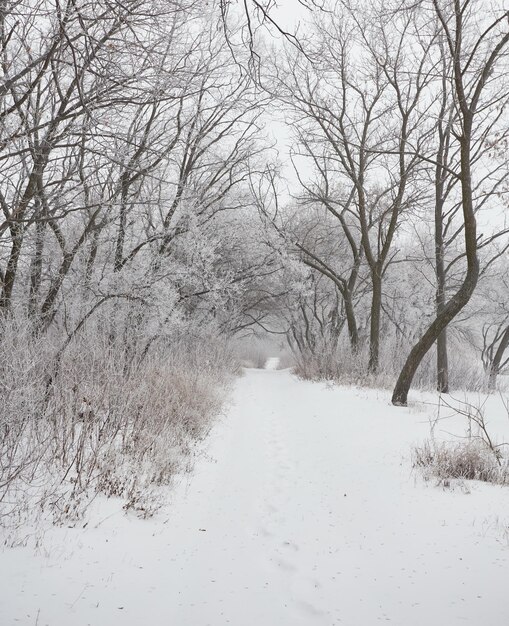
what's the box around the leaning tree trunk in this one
[391,0,509,405]
[392,124,479,405]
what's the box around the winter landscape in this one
[1,0,509,624]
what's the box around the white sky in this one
[270,0,312,31]
[258,2,315,201]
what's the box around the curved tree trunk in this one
[392,125,479,405]
[392,0,509,406]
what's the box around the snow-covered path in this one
[2,368,509,625]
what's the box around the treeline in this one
[254,0,509,403]
[2,0,509,526]
[0,0,278,526]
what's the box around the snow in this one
[264,356,280,370]
[1,368,509,625]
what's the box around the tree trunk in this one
[435,206,449,393]
[344,291,359,352]
[434,102,449,393]
[392,124,479,405]
[28,216,46,318]
[85,229,100,287]
[114,173,129,272]
[488,325,509,390]
[0,226,23,311]
[436,327,449,392]
[368,270,382,373]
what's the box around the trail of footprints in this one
[255,411,329,623]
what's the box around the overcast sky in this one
[270,0,311,31]
[257,2,316,201]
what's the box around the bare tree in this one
[273,2,434,372]
[392,0,509,405]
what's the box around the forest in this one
[1,3,509,622]
[1,1,509,624]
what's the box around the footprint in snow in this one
[294,599,328,621]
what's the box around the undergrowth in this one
[292,338,494,394]
[412,396,509,487]
[0,316,235,530]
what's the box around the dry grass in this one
[412,439,509,486]
[293,337,489,394]
[413,395,509,487]
[0,317,235,528]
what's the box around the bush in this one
[412,396,509,486]
[0,315,235,528]
[292,334,489,393]
[412,439,509,485]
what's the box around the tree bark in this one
[344,291,359,352]
[436,328,449,392]
[0,225,23,311]
[368,270,382,372]
[28,216,46,318]
[435,176,449,392]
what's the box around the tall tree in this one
[392,0,509,405]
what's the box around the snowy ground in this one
[1,367,509,626]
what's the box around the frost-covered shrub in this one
[292,344,342,382]
[412,396,509,486]
[292,333,488,393]
[0,315,235,528]
[412,439,509,486]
